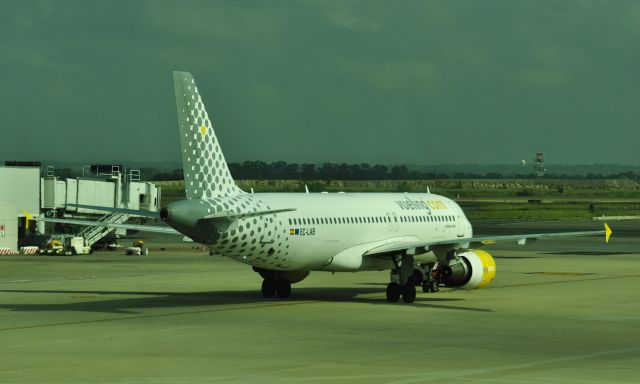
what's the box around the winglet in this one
[604,223,612,244]
[23,210,33,229]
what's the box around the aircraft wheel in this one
[276,279,291,298]
[430,280,439,293]
[386,282,401,302]
[402,283,416,303]
[261,279,276,298]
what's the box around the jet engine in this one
[441,250,496,290]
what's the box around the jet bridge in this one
[39,164,161,248]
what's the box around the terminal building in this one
[0,162,161,254]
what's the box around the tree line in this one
[148,161,640,181]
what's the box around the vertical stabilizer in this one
[173,71,243,199]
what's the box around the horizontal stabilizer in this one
[66,204,160,218]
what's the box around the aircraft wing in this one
[363,223,612,257]
[66,204,160,218]
[66,204,296,221]
[34,217,180,234]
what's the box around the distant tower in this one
[534,152,546,177]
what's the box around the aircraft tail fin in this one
[172,71,244,199]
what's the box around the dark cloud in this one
[1,0,639,165]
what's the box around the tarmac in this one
[0,220,639,383]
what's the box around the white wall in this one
[0,203,18,251]
[0,167,40,215]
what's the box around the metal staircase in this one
[77,212,131,247]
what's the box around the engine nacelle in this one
[442,250,496,290]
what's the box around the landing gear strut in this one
[276,278,291,298]
[420,263,441,293]
[386,254,418,303]
[261,278,291,299]
[255,267,294,299]
[261,279,276,298]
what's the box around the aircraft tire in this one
[261,279,276,298]
[276,279,291,298]
[402,283,416,303]
[386,282,401,302]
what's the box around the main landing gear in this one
[386,281,417,303]
[254,268,293,299]
[386,254,419,303]
[261,278,291,298]
[386,256,440,304]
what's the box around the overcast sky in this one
[1,0,638,166]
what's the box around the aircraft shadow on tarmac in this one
[0,287,491,314]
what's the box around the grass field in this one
[155,179,640,221]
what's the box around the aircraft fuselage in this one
[164,192,472,272]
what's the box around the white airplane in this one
[36,71,612,303]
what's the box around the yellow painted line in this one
[528,272,592,276]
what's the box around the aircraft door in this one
[260,215,276,244]
[456,214,465,237]
[391,212,399,231]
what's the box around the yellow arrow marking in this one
[604,222,612,244]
